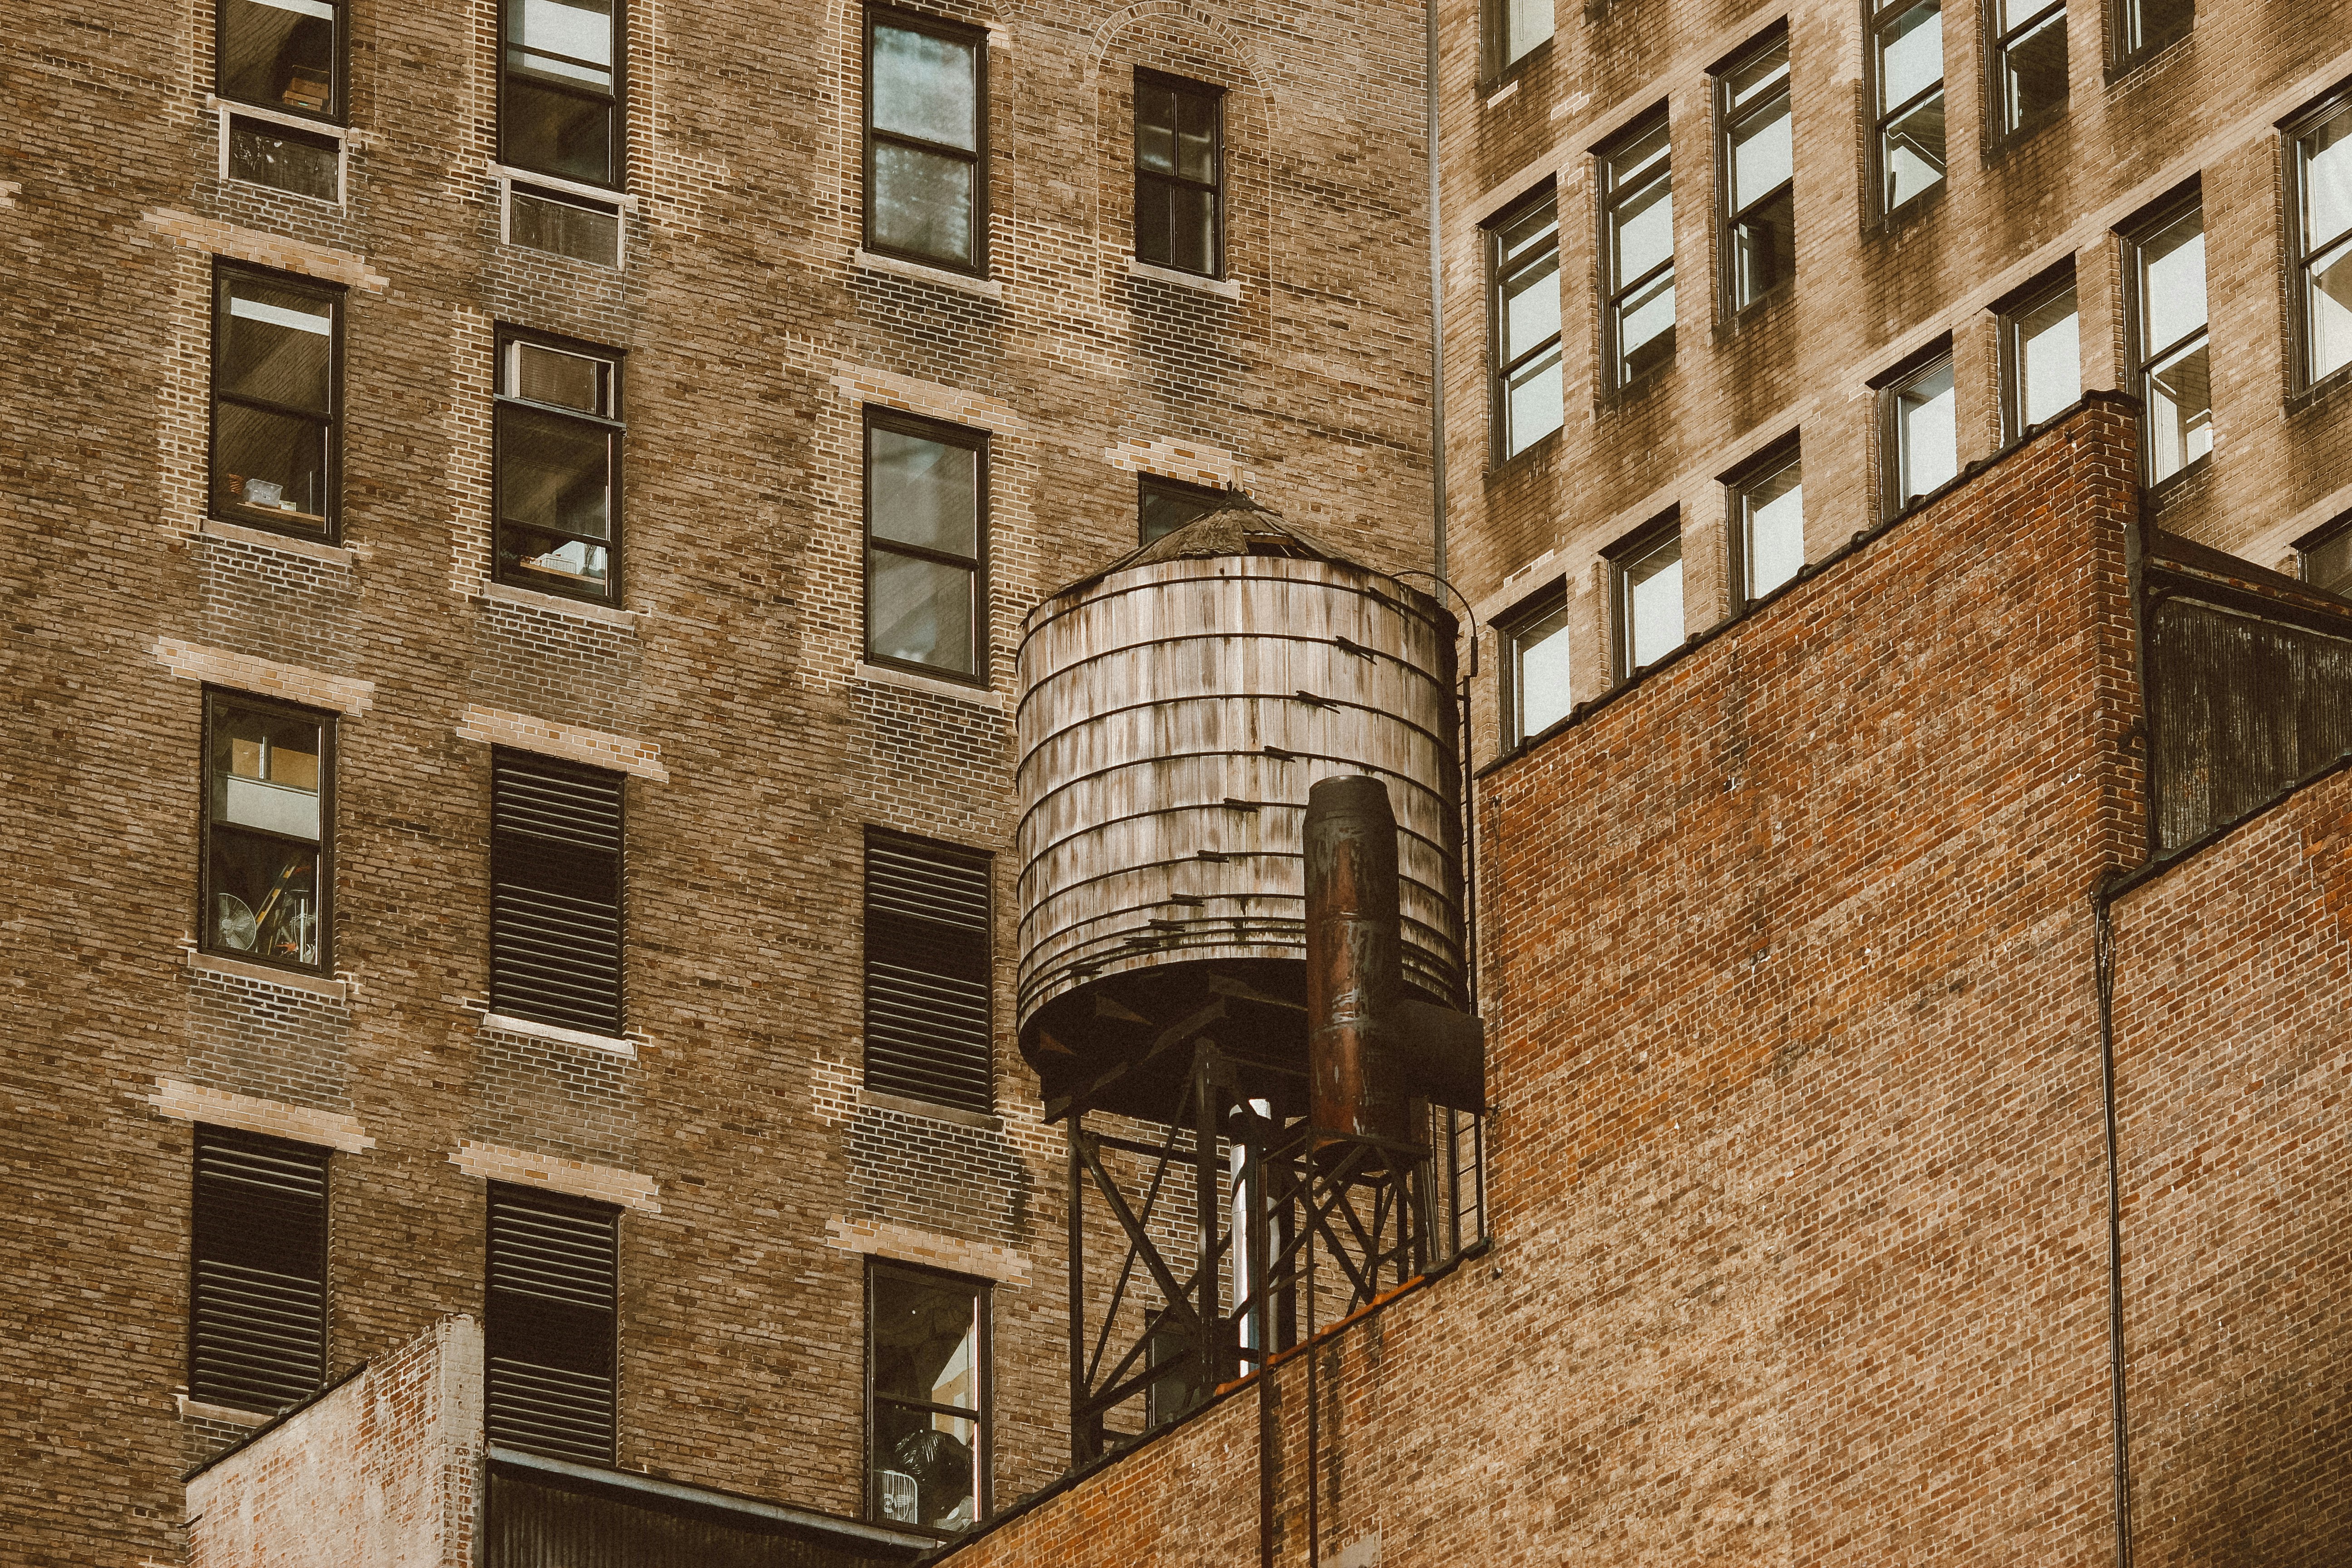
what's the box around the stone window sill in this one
[853,660,1005,710]
[177,1393,273,1428]
[202,515,359,567]
[854,247,1003,299]
[480,1010,638,1058]
[186,948,348,1000]
[860,1088,1004,1132]
[1127,257,1242,300]
[476,578,642,632]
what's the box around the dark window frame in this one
[2119,184,2210,488]
[209,258,344,541]
[1137,472,1226,545]
[488,747,627,1039]
[1604,510,1685,682]
[499,0,625,190]
[1597,108,1676,393]
[484,1181,621,1466]
[189,1123,330,1414]
[862,4,991,277]
[862,826,995,1115]
[1497,579,1572,746]
[1995,260,2081,443]
[1874,335,1959,518]
[2294,509,2352,596]
[862,406,990,686]
[1986,0,2069,148]
[1867,0,1948,223]
[2107,0,2192,78]
[1481,0,1556,87]
[1724,433,1804,612]
[1714,26,1794,319]
[1132,69,1225,278]
[492,324,626,607]
[1485,182,1564,463]
[214,0,348,126]
[199,686,336,976]
[865,1258,993,1534]
[2285,83,2352,397]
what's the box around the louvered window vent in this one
[491,750,624,1036]
[864,830,994,1115]
[485,1183,619,1466]
[191,1125,328,1413]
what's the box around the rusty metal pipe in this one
[1304,774,1408,1157]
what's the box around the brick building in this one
[5,0,2350,1565]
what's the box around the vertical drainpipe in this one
[1426,0,1448,587]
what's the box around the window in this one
[1600,113,1675,388]
[495,331,622,603]
[225,119,340,201]
[1488,188,1563,458]
[211,264,340,537]
[869,1263,988,1533]
[2299,514,2352,596]
[2124,198,2210,483]
[865,7,986,272]
[218,0,341,117]
[490,749,625,1037]
[1999,269,2080,439]
[1500,584,1573,744]
[864,829,992,1113]
[1139,474,1225,545]
[866,412,985,681]
[203,691,331,973]
[507,182,622,268]
[2288,91,2352,390]
[1717,32,1793,313]
[1488,0,1553,74]
[501,0,619,187]
[485,1183,618,1466]
[1872,0,1945,216]
[1881,345,1957,512]
[2112,0,2191,68]
[1134,73,1221,276]
[1609,517,1685,679]
[1989,0,2067,141]
[190,1125,328,1414]
[1729,439,1804,606]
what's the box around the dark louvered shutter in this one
[491,750,624,1036]
[191,1126,328,1413]
[485,1183,618,1465]
[863,830,994,1114]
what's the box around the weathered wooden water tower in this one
[1014,500,1485,1461]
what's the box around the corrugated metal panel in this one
[487,1463,924,1568]
[1013,554,1464,1036]
[191,1126,328,1414]
[487,1184,618,1466]
[492,750,625,1035]
[2149,596,2352,851]
[864,833,994,1115]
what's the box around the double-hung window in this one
[1872,0,1946,217]
[1600,113,1675,388]
[502,0,618,186]
[1609,516,1685,679]
[485,1183,619,1465]
[490,749,626,1038]
[2299,514,2352,596]
[1989,0,2067,142]
[216,0,344,199]
[203,691,331,972]
[866,7,987,272]
[1999,267,2080,439]
[1500,584,1573,745]
[190,1124,329,1414]
[1717,33,1793,313]
[2288,91,2352,391]
[2112,0,2191,69]
[1135,72,1221,276]
[863,829,993,1114]
[1488,188,1563,458]
[869,1262,989,1533]
[1880,343,1957,514]
[212,264,341,537]
[1728,439,1804,606]
[1487,0,1553,76]
[495,331,622,603]
[1138,474,1225,545]
[2125,198,2210,483]
[866,412,986,681]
